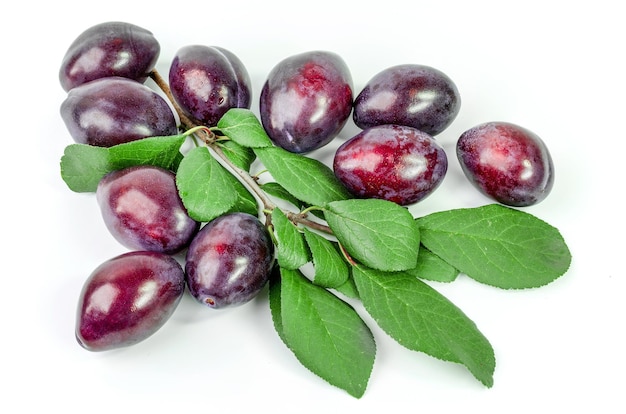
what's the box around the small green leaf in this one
[216,139,256,172]
[60,135,186,192]
[416,204,572,289]
[404,245,459,283]
[216,108,273,148]
[254,146,352,207]
[274,268,376,398]
[176,146,239,222]
[271,208,310,269]
[352,266,495,387]
[324,199,420,271]
[303,228,349,288]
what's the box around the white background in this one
[2,1,623,412]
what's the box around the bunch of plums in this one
[59,21,554,351]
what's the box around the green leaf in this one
[254,146,352,207]
[176,146,242,222]
[352,266,495,387]
[332,274,360,299]
[274,268,376,398]
[261,182,303,209]
[60,144,110,192]
[404,245,459,283]
[60,135,186,192]
[216,139,256,172]
[303,228,349,288]
[228,180,259,217]
[324,199,420,272]
[107,135,185,171]
[416,204,572,289]
[271,208,310,269]
[268,268,286,343]
[216,108,273,148]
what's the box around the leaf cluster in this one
[59,108,572,398]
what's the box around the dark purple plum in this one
[59,21,160,91]
[76,251,185,351]
[96,165,200,254]
[259,51,353,153]
[169,45,252,127]
[60,76,178,147]
[456,122,554,207]
[333,124,447,206]
[185,213,274,309]
[353,64,460,136]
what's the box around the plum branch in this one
[149,69,334,236]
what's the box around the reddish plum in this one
[456,122,554,206]
[259,50,353,153]
[59,21,160,91]
[169,45,252,127]
[185,213,274,308]
[96,165,200,254]
[76,251,185,351]
[353,64,460,136]
[60,76,178,147]
[333,124,447,206]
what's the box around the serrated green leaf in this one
[268,268,286,342]
[332,274,360,299]
[254,146,352,207]
[404,245,459,283]
[176,146,239,222]
[60,135,186,192]
[303,228,349,288]
[275,268,376,398]
[416,204,572,289]
[352,266,495,387]
[107,135,185,171]
[227,180,259,217]
[261,182,303,210]
[216,108,273,148]
[324,199,420,271]
[271,208,310,269]
[216,139,256,172]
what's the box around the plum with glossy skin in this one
[96,165,200,254]
[185,213,274,309]
[333,124,447,206]
[59,21,160,91]
[456,122,554,207]
[169,45,252,127]
[76,251,185,351]
[60,76,178,147]
[259,51,353,153]
[353,64,461,136]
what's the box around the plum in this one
[60,76,178,147]
[169,45,252,127]
[185,213,274,308]
[259,50,353,153]
[333,124,447,206]
[456,121,554,206]
[353,64,460,136]
[59,21,160,91]
[76,251,185,351]
[96,165,199,254]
